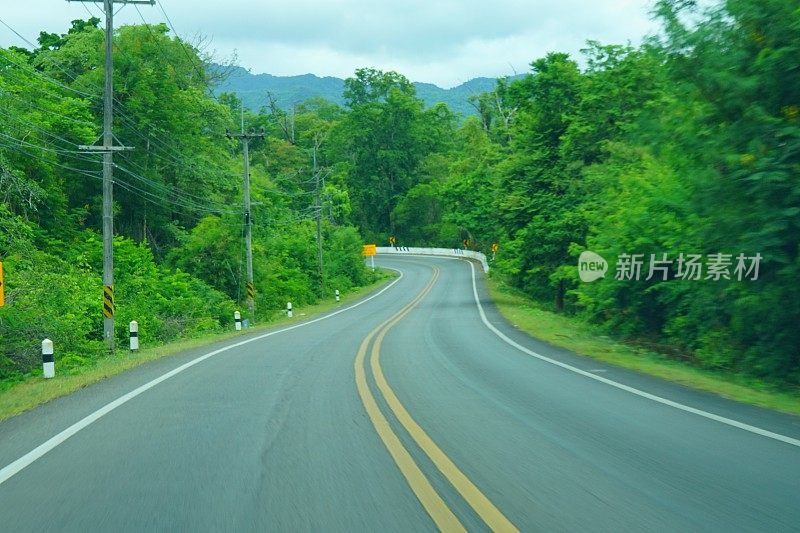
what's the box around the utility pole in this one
[312,135,325,293]
[226,118,265,320]
[69,0,154,350]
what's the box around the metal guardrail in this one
[376,247,490,273]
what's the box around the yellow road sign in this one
[388,236,396,246]
[491,243,498,253]
[362,244,377,256]
[0,261,4,307]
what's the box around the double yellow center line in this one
[354,267,518,532]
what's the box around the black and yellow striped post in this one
[0,261,5,307]
[103,285,115,320]
[246,281,255,324]
[246,281,255,302]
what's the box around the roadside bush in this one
[0,231,237,383]
[0,248,103,381]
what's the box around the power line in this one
[0,104,234,215]
[0,58,100,112]
[0,15,239,186]
[1,95,98,130]
[115,151,235,205]
[112,163,239,215]
[0,47,98,100]
[112,110,241,181]
[0,138,102,180]
[0,108,96,151]
[0,131,95,162]
[0,16,47,52]
[112,173,236,216]
[156,0,210,87]
[0,123,237,222]
[0,15,103,99]
[0,22,242,207]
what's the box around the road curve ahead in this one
[1,255,799,531]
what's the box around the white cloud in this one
[0,0,662,87]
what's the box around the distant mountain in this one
[213,66,525,117]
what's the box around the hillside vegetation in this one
[213,66,520,118]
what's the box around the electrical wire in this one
[0,131,96,163]
[0,130,236,219]
[115,151,235,205]
[0,15,103,99]
[0,70,100,125]
[0,139,102,180]
[155,0,210,86]
[0,107,231,212]
[0,107,95,151]
[0,107,234,218]
[0,47,98,100]
[0,15,238,185]
[112,163,239,215]
[0,16,311,232]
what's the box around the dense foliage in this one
[2,0,798,388]
[0,19,374,384]
[389,0,800,386]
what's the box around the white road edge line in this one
[0,272,405,486]
[463,261,800,448]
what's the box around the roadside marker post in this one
[287,302,293,318]
[0,261,5,307]
[234,311,242,331]
[129,321,139,351]
[335,289,340,302]
[42,339,54,379]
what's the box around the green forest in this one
[1,0,799,390]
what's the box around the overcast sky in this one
[0,0,662,88]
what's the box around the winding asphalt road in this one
[1,255,799,532]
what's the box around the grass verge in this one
[0,269,396,422]
[486,277,800,416]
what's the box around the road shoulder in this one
[0,270,397,423]
[475,269,800,439]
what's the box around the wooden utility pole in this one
[312,135,324,293]
[226,118,265,320]
[69,0,154,349]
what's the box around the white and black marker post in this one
[42,338,54,379]
[129,321,139,351]
[287,302,293,318]
[335,289,340,302]
[234,310,242,331]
